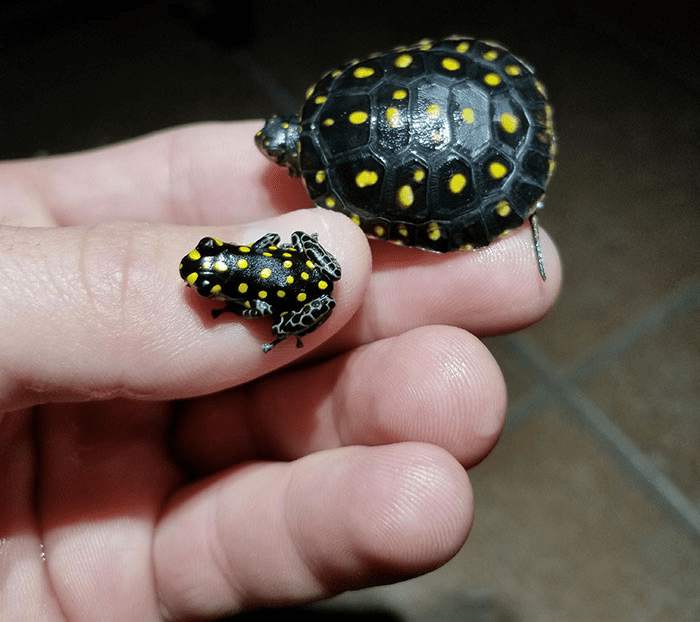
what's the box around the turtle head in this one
[255,115,301,176]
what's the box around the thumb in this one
[0,211,369,410]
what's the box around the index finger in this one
[1,121,299,227]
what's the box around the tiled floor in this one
[2,3,698,620]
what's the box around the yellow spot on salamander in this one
[213,238,223,246]
[386,107,401,127]
[349,110,368,124]
[286,276,294,284]
[461,108,475,123]
[306,260,315,269]
[483,50,499,61]
[260,268,272,279]
[426,104,440,118]
[210,284,221,294]
[496,201,512,217]
[353,66,375,78]
[277,290,286,298]
[441,57,460,71]
[238,282,248,294]
[395,53,413,68]
[262,252,272,257]
[236,258,248,269]
[301,272,309,280]
[283,260,293,268]
[244,300,251,308]
[489,161,508,179]
[397,185,414,208]
[393,89,407,99]
[355,170,378,187]
[449,173,467,194]
[213,261,228,272]
[484,73,502,86]
[500,113,520,133]
[186,272,198,285]
[187,249,201,260]
[239,246,251,253]
[258,290,267,299]
[318,280,328,290]
[427,222,441,241]
[315,170,326,184]
[297,292,307,302]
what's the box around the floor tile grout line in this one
[505,275,700,431]
[506,334,700,541]
[563,276,700,382]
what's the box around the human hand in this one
[0,121,560,620]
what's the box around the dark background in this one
[2,2,699,620]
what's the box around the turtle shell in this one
[296,37,555,252]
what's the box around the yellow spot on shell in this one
[441,57,460,71]
[397,224,408,237]
[505,64,522,76]
[456,42,469,53]
[496,201,512,217]
[461,108,475,123]
[374,225,386,237]
[318,280,328,290]
[349,111,368,124]
[393,89,407,99]
[395,53,413,68]
[297,292,307,302]
[213,261,228,272]
[236,258,248,269]
[355,170,378,187]
[353,66,375,78]
[489,161,508,179]
[210,284,221,294]
[325,196,336,208]
[314,95,327,104]
[413,169,425,182]
[397,185,414,207]
[286,276,294,284]
[483,50,499,61]
[427,222,441,241]
[386,107,401,127]
[305,86,314,99]
[322,118,334,126]
[459,243,474,251]
[186,272,198,285]
[260,268,272,279]
[238,282,248,293]
[426,104,440,118]
[187,249,201,260]
[484,73,502,86]
[315,170,326,184]
[449,173,467,194]
[351,213,361,226]
[418,39,432,51]
[500,113,520,133]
